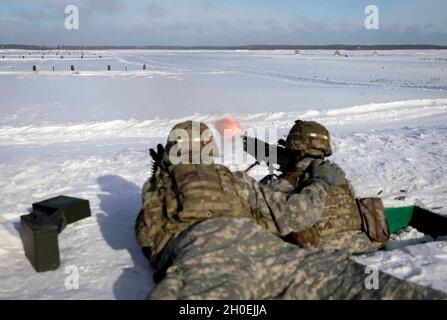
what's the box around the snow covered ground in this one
[0,49,447,299]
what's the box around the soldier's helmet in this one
[165,120,218,163]
[285,120,333,158]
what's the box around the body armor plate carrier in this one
[137,163,256,265]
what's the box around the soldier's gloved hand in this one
[308,160,345,189]
[149,144,165,163]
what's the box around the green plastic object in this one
[20,195,91,272]
[384,206,415,234]
[385,205,447,237]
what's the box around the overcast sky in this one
[1,0,446,46]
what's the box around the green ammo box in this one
[20,213,61,272]
[385,205,447,237]
[20,195,92,272]
[32,195,91,224]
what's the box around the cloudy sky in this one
[0,0,446,46]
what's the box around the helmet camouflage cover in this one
[165,120,218,163]
[286,120,333,158]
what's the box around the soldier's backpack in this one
[136,163,254,266]
[356,197,390,248]
[170,163,253,220]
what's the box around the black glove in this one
[149,144,166,178]
[149,144,165,164]
[308,160,345,189]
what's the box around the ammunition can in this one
[20,196,92,272]
[20,214,60,272]
[32,195,91,224]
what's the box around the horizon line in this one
[1,44,447,50]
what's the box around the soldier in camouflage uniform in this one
[136,120,445,300]
[262,120,384,254]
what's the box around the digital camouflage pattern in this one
[165,120,217,162]
[138,158,444,300]
[136,116,335,267]
[232,170,329,237]
[137,120,425,300]
[149,217,446,300]
[136,163,256,265]
[136,164,330,266]
[265,157,379,254]
[356,197,390,248]
[285,120,333,158]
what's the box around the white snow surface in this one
[1,49,447,299]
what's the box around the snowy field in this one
[0,49,447,299]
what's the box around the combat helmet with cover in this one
[283,121,389,252]
[286,120,332,158]
[164,120,218,164]
[136,121,276,267]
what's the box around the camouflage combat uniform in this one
[265,157,379,254]
[139,167,444,300]
[136,121,445,300]
[136,166,329,270]
[149,217,444,300]
[259,120,385,254]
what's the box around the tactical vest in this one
[136,163,256,266]
[283,159,363,245]
[284,159,389,249]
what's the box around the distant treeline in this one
[1,44,447,50]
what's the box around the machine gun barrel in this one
[242,135,290,172]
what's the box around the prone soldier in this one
[136,120,444,300]
[244,120,389,254]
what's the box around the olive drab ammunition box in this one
[32,195,91,225]
[21,213,61,272]
[20,196,91,272]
